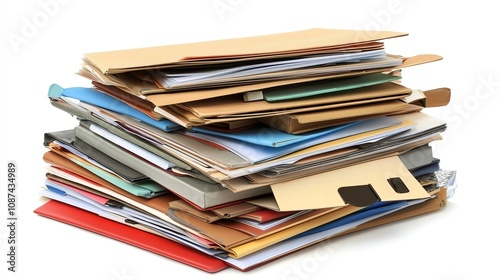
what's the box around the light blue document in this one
[188,116,401,163]
[48,84,180,131]
[192,121,359,148]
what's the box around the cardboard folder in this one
[237,186,447,270]
[79,31,402,96]
[34,185,447,272]
[125,54,441,106]
[176,82,410,119]
[35,166,446,271]
[259,100,409,134]
[79,26,441,106]
[402,87,451,108]
[258,87,451,134]
[228,111,447,188]
[160,82,412,128]
[338,186,447,236]
[167,202,356,252]
[223,181,449,262]
[248,156,430,211]
[168,199,261,223]
[83,28,407,75]
[223,135,438,194]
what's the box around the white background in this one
[1,0,499,279]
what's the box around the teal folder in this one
[69,155,168,199]
[263,73,401,102]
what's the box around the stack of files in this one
[35,28,458,273]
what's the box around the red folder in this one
[34,199,229,273]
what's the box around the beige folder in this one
[79,28,441,106]
[83,28,407,75]
[259,87,451,134]
[259,100,409,134]
[248,156,430,212]
[159,82,411,128]
[82,52,441,106]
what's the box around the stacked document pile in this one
[34,28,458,273]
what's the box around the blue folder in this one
[292,200,408,239]
[48,84,180,132]
[192,121,359,148]
[192,116,400,148]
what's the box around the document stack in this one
[35,28,457,272]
